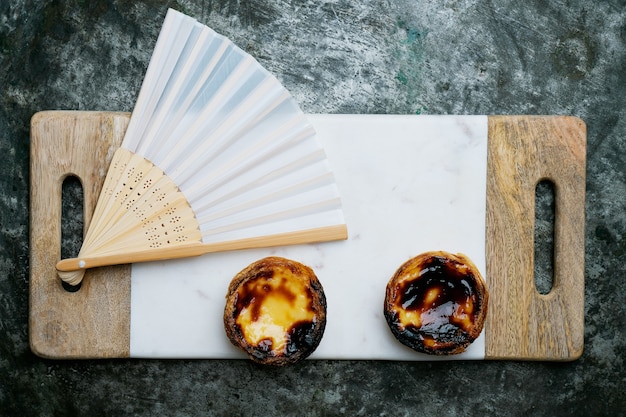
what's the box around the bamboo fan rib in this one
[57,9,348,285]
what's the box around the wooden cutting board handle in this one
[30,111,132,358]
[485,116,586,361]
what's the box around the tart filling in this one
[224,256,326,365]
[384,251,488,355]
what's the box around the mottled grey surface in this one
[1,0,625,415]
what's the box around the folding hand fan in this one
[56,9,348,285]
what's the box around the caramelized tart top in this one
[224,256,326,365]
[384,251,488,355]
[233,264,318,353]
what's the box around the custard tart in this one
[223,256,327,365]
[384,251,488,355]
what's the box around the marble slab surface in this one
[130,114,488,360]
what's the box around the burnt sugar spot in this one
[256,338,274,353]
[397,256,477,334]
[234,270,274,314]
[272,277,297,303]
[285,320,316,355]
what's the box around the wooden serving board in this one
[29,111,586,361]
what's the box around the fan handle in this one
[56,224,348,285]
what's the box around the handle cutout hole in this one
[534,179,555,295]
[61,175,84,292]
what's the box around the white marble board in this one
[129,114,489,360]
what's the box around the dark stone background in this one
[1,1,624,415]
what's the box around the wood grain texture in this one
[30,112,586,360]
[30,111,132,359]
[485,116,586,361]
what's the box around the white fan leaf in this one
[57,8,347,283]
